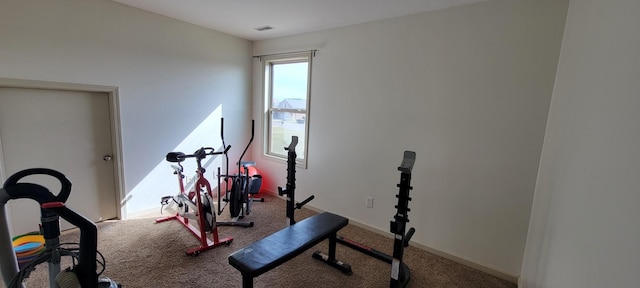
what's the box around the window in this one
[262,51,312,167]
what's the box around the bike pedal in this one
[160,196,172,205]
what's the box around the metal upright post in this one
[390,151,416,288]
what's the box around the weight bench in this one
[228,212,352,288]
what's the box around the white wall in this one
[0,0,252,215]
[520,0,640,287]
[253,0,568,278]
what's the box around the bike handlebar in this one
[166,146,231,163]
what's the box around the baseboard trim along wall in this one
[275,193,520,284]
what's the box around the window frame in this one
[262,51,312,168]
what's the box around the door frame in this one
[0,78,125,220]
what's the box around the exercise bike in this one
[156,147,233,256]
[216,119,263,226]
[0,168,120,288]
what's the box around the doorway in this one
[0,78,124,235]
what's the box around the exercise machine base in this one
[155,214,233,256]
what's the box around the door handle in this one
[103,155,113,161]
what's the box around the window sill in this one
[263,153,308,169]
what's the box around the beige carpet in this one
[21,194,516,288]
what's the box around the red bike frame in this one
[156,147,233,256]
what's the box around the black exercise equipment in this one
[228,137,417,287]
[228,212,350,288]
[228,136,352,288]
[277,136,315,226]
[216,118,263,227]
[314,150,417,288]
[156,147,233,256]
[0,168,120,288]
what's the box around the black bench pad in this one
[228,212,348,277]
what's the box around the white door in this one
[0,87,118,235]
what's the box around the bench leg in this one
[312,232,353,275]
[328,232,337,260]
[242,273,253,288]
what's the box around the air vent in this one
[254,25,274,31]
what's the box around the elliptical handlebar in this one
[216,118,262,221]
[236,120,255,168]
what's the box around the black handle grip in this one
[251,120,255,141]
[166,152,186,163]
[221,118,224,140]
[3,168,72,203]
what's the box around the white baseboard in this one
[408,238,519,284]
[262,191,519,284]
[127,206,163,219]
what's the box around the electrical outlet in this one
[366,197,374,208]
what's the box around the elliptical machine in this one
[0,168,120,288]
[216,119,263,226]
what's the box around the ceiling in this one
[112,0,487,41]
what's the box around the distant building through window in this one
[274,98,306,122]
